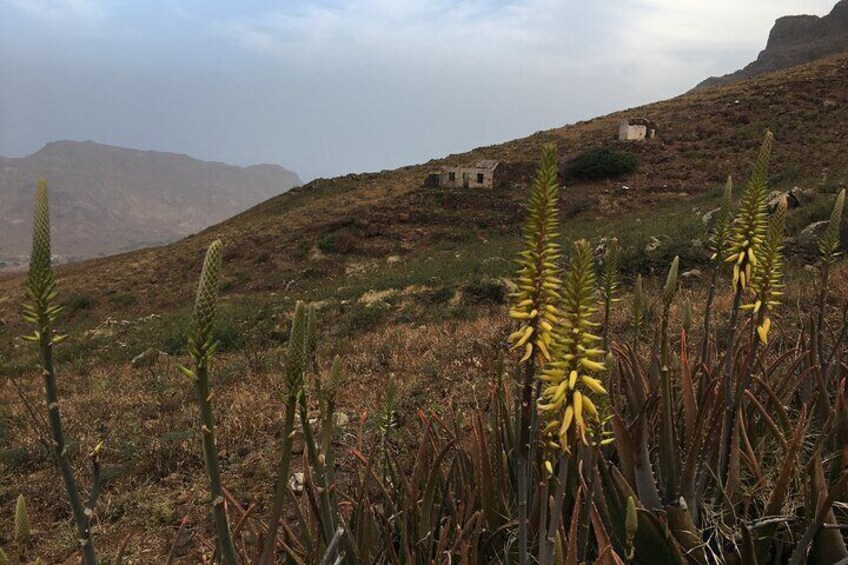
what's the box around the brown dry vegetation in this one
[1,55,848,562]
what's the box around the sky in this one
[0,0,839,180]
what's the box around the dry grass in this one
[2,54,848,562]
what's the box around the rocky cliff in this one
[696,0,848,89]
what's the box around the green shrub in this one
[343,302,390,334]
[63,294,93,315]
[318,233,336,253]
[293,239,311,260]
[564,147,639,180]
[108,292,138,308]
[462,278,507,304]
[424,286,455,304]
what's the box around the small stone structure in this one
[426,160,502,189]
[618,117,657,141]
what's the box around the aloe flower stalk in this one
[508,143,563,565]
[22,180,99,565]
[599,238,621,352]
[320,355,344,491]
[538,240,607,452]
[746,197,787,345]
[261,301,307,565]
[631,274,646,352]
[718,131,773,485]
[180,239,238,565]
[15,494,30,558]
[702,176,735,364]
[726,133,772,293]
[815,189,846,368]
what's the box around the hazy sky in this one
[0,0,839,180]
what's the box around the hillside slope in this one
[697,0,848,89]
[0,141,301,266]
[2,54,844,317]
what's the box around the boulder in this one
[289,472,305,495]
[645,236,663,253]
[701,207,721,225]
[680,269,703,282]
[800,220,829,241]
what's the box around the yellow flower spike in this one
[753,300,762,314]
[568,370,578,389]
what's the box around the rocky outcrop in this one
[696,1,848,89]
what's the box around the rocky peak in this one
[696,1,848,89]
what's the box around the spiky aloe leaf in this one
[14,494,30,551]
[819,188,846,264]
[726,131,773,290]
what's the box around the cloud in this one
[3,0,108,27]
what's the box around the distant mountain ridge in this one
[0,140,300,267]
[696,0,848,89]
